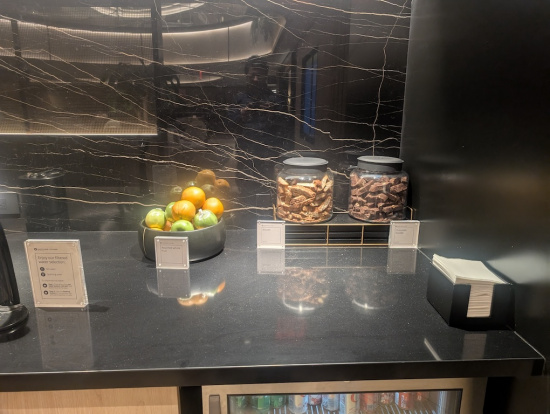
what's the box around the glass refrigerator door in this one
[202,378,485,414]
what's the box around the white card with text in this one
[257,220,285,249]
[155,236,189,269]
[388,220,420,248]
[25,239,88,308]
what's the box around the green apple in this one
[193,209,218,229]
[145,208,166,230]
[165,202,175,222]
[171,220,194,232]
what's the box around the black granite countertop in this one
[0,230,543,392]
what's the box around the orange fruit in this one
[163,221,172,231]
[171,199,196,221]
[215,178,230,189]
[202,197,224,219]
[195,169,216,186]
[181,186,206,210]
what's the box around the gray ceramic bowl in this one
[138,218,226,262]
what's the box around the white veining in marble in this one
[0,0,410,231]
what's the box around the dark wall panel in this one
[401,1,549,412]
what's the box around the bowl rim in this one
[139,217,225,233]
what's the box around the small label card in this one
[257,220,285,249]
[388,220,420,248]
[25,239,88,308]
[155,236,189,269]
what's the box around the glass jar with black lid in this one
[276,157,334,223]
[348,156,408,223]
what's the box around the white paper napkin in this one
[432,254,505,318]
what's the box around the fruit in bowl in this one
[143,193,225,234]
[165,202,175,222]
[171,200,196,222]
[193,209,218,229]
[145,208,166,230]
[139,181,227,262]
[138,218,225,262]
[171,220,194,232]
[181,186,206,210]
[202,197,224,219]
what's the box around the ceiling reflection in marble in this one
[0,0,410,231]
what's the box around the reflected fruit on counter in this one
[176,281,226,307]
[216,281,226,293]
[178,294,208,307]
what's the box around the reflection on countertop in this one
[277,268,329,315]
[344,268,399,312]
[146,268,226,307]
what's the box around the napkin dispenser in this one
[427,264,515,331]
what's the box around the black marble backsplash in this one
[0,0,410,231]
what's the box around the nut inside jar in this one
[276,174,334,223]
[348,173,408,223]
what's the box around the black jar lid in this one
[357,156,403,172]
[283,157,328,168]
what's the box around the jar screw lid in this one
[283,157,328,167]
[357,156,403,172]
